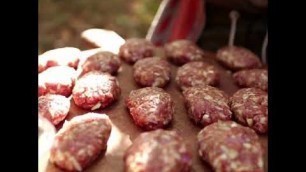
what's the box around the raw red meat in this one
[183,86,232,127]
[39,47,80,72]
[72,71,121,110]
[124,129,192,172]
[38,66,76,97]
[125,87,174,130]
[119,38,156,64]
[164,39,205,65]
[38,94,70,125]
[133,57,171,88]
[230,88,268,134]
[80,51,121,76]
[216,46,262,71]
[233,69,268,91]
[197,121,264,172]
[176,61,220,90]
[50,113,112,171]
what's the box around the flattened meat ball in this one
[119,38,155,63]
[50,113,112,172]
[72,71,121,110]
[233,69,268,91]
[125,87,174,130]
[133,57,171,87]
[38,66,76,97]
[124,129,192,172]
[183,86,232,127]
[197,121,264,172]
[80,51,121,76]
[216,46,262,71]
[230,88,268,134]
[39,47,80,72]
[176,61,220,90]
[164,39,205,65]
[38,94,70,125]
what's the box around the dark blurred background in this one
[39,0,266,56]
[197,4,267,56]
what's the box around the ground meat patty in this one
[50,113,112,171]
[230,88,268,134]
[133,57,171,87]
[183,86,232,127]
[197,121,264,172]
[72,71,121,110]
[38,94,70,125]
[233,69,268,91]
[176,61,220,90]
[164,40,205,65]
[80,51,121,76]
[119,38,155,63]
[39,66,76,97]
[125,87,174,130]
[216,46,262,71]
[39,47,80,72]
[124,129,192,172]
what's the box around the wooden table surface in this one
[45,49,268,172]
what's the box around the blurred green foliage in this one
[39,0,161,53]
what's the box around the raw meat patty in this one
[39,47,80,72]
[119,38,155,64]
[72,71,121,110]
[230,88,268,134]
[124,129,192,172]
[50,113,112,171]
[164,39,205,65]
[183,86,232,127]
[133,57,171,87]
[38,94,70,125]
[197,121,264,172]
[216,46,262,71]
[38,66,77,97]
[176,61,220,90]
[80,51,121,76]
[125,87,174,130]
[233,69,268,91]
